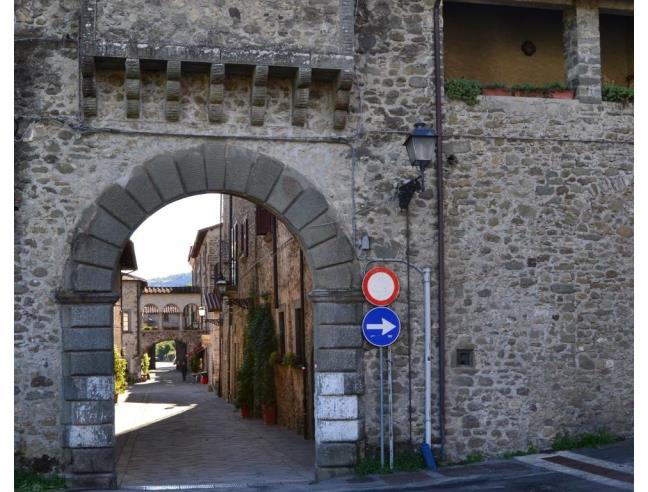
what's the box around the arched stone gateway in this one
[56,143,364,489]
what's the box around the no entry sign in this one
[362,267,400,306]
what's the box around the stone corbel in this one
[81,56,97,118]
[250,65,268,126]
[333,69,353,130]
[125,58,140,119]
[166,60,182,122]
[292,67,311,127]
[208,63,225,123]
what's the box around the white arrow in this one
[366,318,397,336]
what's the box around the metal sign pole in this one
[388,345,394,470]
[379,346,384,468]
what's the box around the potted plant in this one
[140,352,150,381]
[481,82,508,97]
[445,78,481,106]
[237,312,256,418]
[511,83,545,98]
[602,84,633,105]
[544,82,574,99]
[114,347,127,403]
[253,304,277,425]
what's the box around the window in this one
[230,222,238,286]
[242,219,249,257]
[122,311,130,332]
[294,307,304,364]
[278,311,286,357]
[457,349,474,367]
[255,205,273,235]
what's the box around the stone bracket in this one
[125,58,140,119]
[334,69,353,130]
[166,60,182,122]
[292,67,312,126]
[208,63,225,123]
[80,56,97,118]
[250,65,269,126]
[79,0,97,118]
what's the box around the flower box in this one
[481,87,509,96]
[550,90,574,99]
[262,405,276,425]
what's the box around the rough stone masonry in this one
[14,0,632,488]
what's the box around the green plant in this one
[481,82,506,89]
[551,429,619,451]
[445,78,481,106]
[237,304,261,410]
[140,353,150,380]
[155,340,176,361]
[463,453,484,464]
[282,351,298,367]
[502,444,539,459]
[14,469,65,492]
[544,81,567,91]
[254,304,277,408]
[354,449,426,476]
[268,351,280,367]
[190,353,202,373]
[511,83,545,93]
[114,347,127,396]
[602,84,633,104]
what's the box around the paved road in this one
[115,362,315,489]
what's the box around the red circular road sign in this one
[362,267,400,306]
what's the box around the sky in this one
[130,194,222,280]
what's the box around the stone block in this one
[316,419,361,442]
[316,373,345,396]
[316,325,362,349]
[144,154,184,201]
[65,473,116,490]
[64,376,113,401]
[63,328,113,351]
[246,155,284,202]
[266,167,307,214]
[300,212,338,249]
[69,305,113,327]
[70,448,115,474]
[316,348,360,372]
[125,166,163,213]
[87,208,132,248]
[344,373,364,395]
[204,141,227,191]
[316,442,357,467]
[65,424,114,448]
[309,234,354,270]
[71,401,114,425]
[316,466,355,481]
[224,145,256,193]
[72,264,114,292]
[284,188,329,231]
[69,351,113,376]
[73,235,121,270]
[316,395,358,420]
[314,302,361,325]
[97,185,146,229]
[175,148,207,193]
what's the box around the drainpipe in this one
[433,0,447,461]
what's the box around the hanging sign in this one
[362,267,400,306]
[362,307,401,347]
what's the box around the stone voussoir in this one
[125,166,164,213]
[224,145,257,194]
[97,184,146,229]
[174,148,207,194]
[144,154,185,201]
[284,187,329,231]
[204,141,227,191]
[72,235,121,270]
[245,154,284,202]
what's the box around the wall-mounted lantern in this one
[403,122,436,191]
[215,272,227,296]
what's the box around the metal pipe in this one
[379,346,384,468]
[422,267,432,448]
[387,346,394,470]
[433,0,447,461]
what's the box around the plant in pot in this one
[237,306,258,418]
[253,304,277,425]
[114,347,127,402]
[544,81,574,99]
[510,83,545,98]
[481,82,508,97]
[445,78,481,106]
[602,84,633,105]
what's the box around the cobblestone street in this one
[115,362,315,489]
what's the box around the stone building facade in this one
[14,0,633,488]
[117,273,147,377]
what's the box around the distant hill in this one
[147,272,192,287]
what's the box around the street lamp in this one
[198,306,206,317]
[215,272,227,296]
[198,305,222,326]
[403,122,436,191]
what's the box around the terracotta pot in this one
[241,404,252,419]
[481,87,508,96]
[550,90,574,99]
[262,405,276,425]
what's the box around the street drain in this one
[543,455,633,483]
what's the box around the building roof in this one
[122,272,148,284]
[119,240,138,271]
[143,286,201,294]
[188,223,221,261]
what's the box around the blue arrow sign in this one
[362,307,401,347]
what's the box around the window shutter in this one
[255,205,273,235]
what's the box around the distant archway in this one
[57,142,363,488]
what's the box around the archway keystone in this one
[57,143,363,488]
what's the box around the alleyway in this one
[115,362,315,489]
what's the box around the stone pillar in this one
[310,289,364,481]
[58,292,119,490]
[563,0,602,103]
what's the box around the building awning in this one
[205,292,222,312]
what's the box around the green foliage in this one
[510,83,545,93]
[544,81,567,91]
[282,352,298,367]
[480,82,506,89]
[354,449,426,477]
[602,84,633,104]
[502,444,539,459]
[155,340,176,361]
[445,78,481,106]
[268,351,280,367]
[114,347,127,395]
[463,453,484,464]
[140,353,150,379]
[551,430,619,451]
[14,469,65,492]
[190,353,202,373]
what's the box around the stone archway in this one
[56,142,364,489]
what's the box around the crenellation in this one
[165,60,182,122]
[250,65,269,126]
[208,63,226,123]
[292,67,312,126]
[124,58,140,119]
